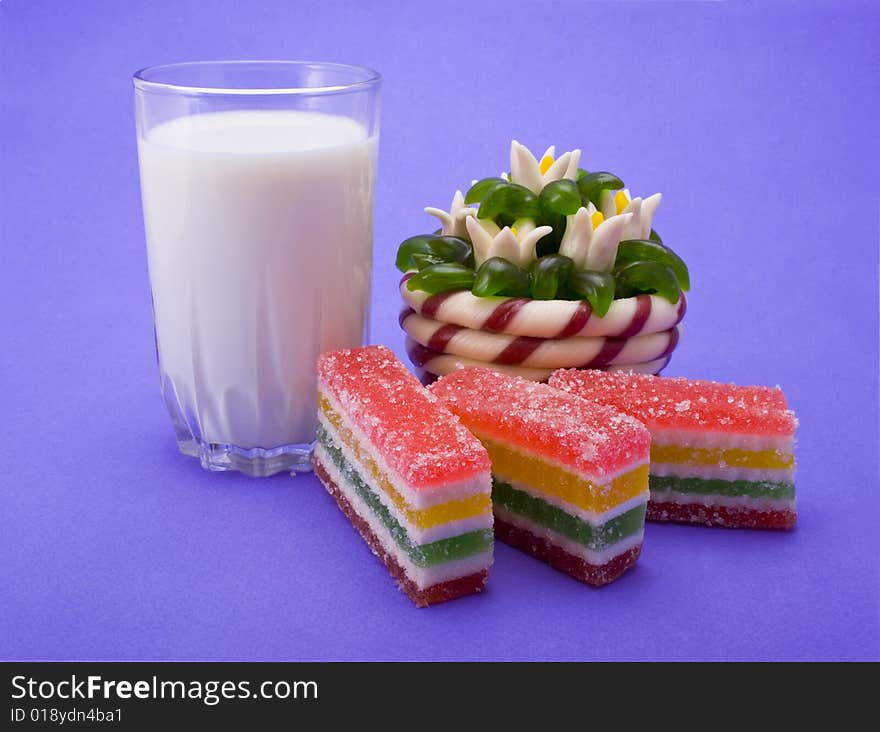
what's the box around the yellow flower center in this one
[614,190,630,214]
[591,211,605,229]
[510,225,518,236]
[539,154,554,175]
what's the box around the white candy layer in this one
[652,428,794,453]
[318,415,493,544]
[649,489,796,512]
[494,505,644,566]
[651,461,795,484]
[315,444,493,589]
[319,389,491,509]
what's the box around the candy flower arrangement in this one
[396,141,691,381]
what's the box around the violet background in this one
[1,0,877,661]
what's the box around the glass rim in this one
[132,60,382,97]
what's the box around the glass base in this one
[160,371,314,477]
[178,437,314,477]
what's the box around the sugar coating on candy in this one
[317,345,490,490]
[429,367,650,479]
[550,369,797,437]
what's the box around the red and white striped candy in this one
[399,274,686,339]
[400,308,680,370]
[405,338,672,382]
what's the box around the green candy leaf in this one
[396,235,434,271]
[406,263,475,295]
[410,252,445,270]
[539,179,581,216]
[567,270,616,317]
[472,257,531,297]
[530,254,574,300]
[396,235,473,272]
[536,210,565,257]
[577,171,625,207]
[615,239,690,291]
[576,168,590,180]
[432,235,475,269]
[614,261,681,304]
[649,228,662,242]
[465,177,507,205]
[478,183,540,221]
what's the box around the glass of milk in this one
[133,61,380,476]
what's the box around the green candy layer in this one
[649,475,795,500]
[317,423,493,567]
[492,480,646,550]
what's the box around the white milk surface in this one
[138,110,375,448]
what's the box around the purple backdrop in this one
[1,0,877,661]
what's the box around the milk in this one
[137,110,375,450]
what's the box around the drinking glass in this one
[133,61,381,476]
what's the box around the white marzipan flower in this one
[558,207,634,274]
[604,189,663,240]
[509,140,581,194]
[558,207,593,270]
[465,216,552,269]
[599,189,618,220]
[586,212,633,272]
[424,190,477,238]
[626,192,662,240]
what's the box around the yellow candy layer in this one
[539,153,554,175]
[591,211,605,228]
[651,444,795,470]
[318,393,491,528]
[478,435,648,514]
[614,190,629,214]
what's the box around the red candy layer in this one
[429,368,650,479]
[317,345,490,490]
[550,369,797,437]
[314,458,490,607]
[647,501,797,530]
[495,519,641,586]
